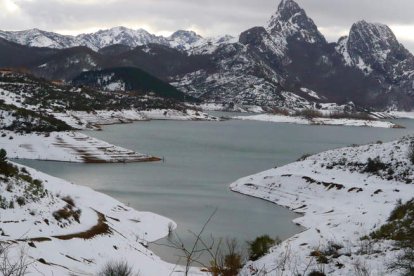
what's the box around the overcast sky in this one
[1,0,413,52]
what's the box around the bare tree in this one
[154,209,218,275]
[154,209,246,276]
[0,242,29,276]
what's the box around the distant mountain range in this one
[0,27,235,52]
[0,0,413,111]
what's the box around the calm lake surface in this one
[16,116,414,265]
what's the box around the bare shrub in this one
[210,238,245,276]
[154,210,245,276]
[353,259,371,276]
[247,235,279,261]
[293,110,373,121]
[388,247,414,275]
[61,196,76,207]
[271,107,290,116]
[294,109,323,119]
[0,243,30,276]
[297,153,312,162]
[53,206,81,223]
[329,111,373,121]
[98,260,137,276]
[156,209,218,275]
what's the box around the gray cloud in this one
[2,0,414,52]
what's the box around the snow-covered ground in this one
[230,137,414,275]
[385,111,414,119]
[234,113,400,128]
[0,130,158,163]
[198,103,265,113]
[0,162,205,275]
[54,108,218,129]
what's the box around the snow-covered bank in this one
[234,113,401,128]
[230,138,414,275]
[198,103,265,113]
[0,130,158,163]
[0,162,204,275]
[385,111,414,119]
[54,109,219,129]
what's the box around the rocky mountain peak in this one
[169,30,203,44]
[167,30,204,51]
[267,0,326,45]
[276,0,303,21]
[343,20,414,73]
[170,30,201,39]
[348,20,400,54]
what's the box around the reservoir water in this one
[16,116,414,265]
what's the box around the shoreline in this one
[0,162,199,275]
[233,113,404,128]
[54,108,220,130]
[12,155,162,164]
[0,130,161,164]
[230,137,414,275]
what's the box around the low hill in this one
[72,67,197,102]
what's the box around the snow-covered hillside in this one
[0,130,159,163]
[230,137,414,275]
[0,161,205,275]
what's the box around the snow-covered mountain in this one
[0,28,80,49]
[171,0,414,110]
[76,27,168,51]
[338,20,412,73]
[0,26,225,52]
[170,0,332,108]
[267,0,326,48]
[0,0,413,110]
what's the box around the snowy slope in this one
[230,137,414,275]
[0,162,205,275]
[0,130,158,163]
[0,28,80,49]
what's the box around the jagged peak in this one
[28,28,42,32]
[267,0,326,45]
[269,0,309,25]
[108,26,131,32]
[277,0,302,18]
[340,19,413,74]
[169,30,202,40]
[348,20,399,50]
[351,20,393,35]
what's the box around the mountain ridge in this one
[0,0,413,111]
[0,26,231,53]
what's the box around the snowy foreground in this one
[0,130,158,163]
[230,137,414,275]
[234,114,400,128]
[0,163,205,275]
